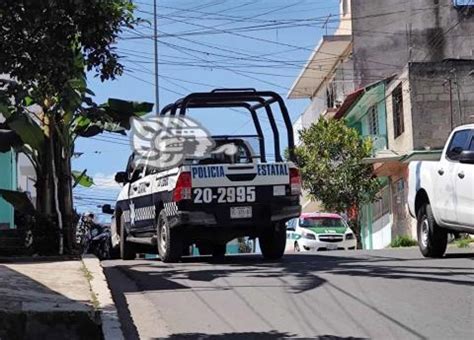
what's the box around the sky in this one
[73,0,341,219]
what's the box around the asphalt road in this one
[102,248,474,340]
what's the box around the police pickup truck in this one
[112,89,302,262]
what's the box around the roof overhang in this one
[287,35,352,99]
[361,149,443,164]
[334,88,364,119]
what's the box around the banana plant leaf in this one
[73,99,153,137]
[105,99,154,130]
[0,129,23,152]
[0,189,36,215]
[72,170,94,187]
[6,112,44,152]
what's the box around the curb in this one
[82,255,124,340]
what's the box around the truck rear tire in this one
[259,222,286,260]
[157,210,182,263]
[417,203,447,258]
[120,214,137,260]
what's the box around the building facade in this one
[289,0,474,248]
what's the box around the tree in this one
[294,118,381,247]
[0,1,153,254]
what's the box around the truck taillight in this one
[173,172,192,202]
[290,168,301,195]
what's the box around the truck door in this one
[454,130,474,228]
[127,164,155,234]
[436,130,471,224]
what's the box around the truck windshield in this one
[300,217,345,228]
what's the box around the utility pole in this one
[453,71,463,125]
[444,78,454,129]
[153,0,160,114]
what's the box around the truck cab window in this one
[446,130,470,160]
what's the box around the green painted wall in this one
[342,84,389,249]
[0,150,17,229]
[344,83,388,152]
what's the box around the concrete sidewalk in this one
[0,257,102,340]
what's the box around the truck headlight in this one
[345,233,354,240]
[303,232,316,240]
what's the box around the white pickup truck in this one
[408,124,474,257]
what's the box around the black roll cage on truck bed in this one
[159,88,296,163]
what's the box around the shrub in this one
[390,235,418,248]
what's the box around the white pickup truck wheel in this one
[157,211,183,263]
[417,203,448,258]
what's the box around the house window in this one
[372,185,390,221]
[392,84,405,138]
[367,105,379,135]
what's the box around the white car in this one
[287,213,357,252]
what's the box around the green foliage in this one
[0,1,151,254]
[455,236,473,248]
[72,170,95,188]
[294,118,381,214]
[390,235,418,248]
[0,189,36,215]
[0,0,138,95]
[456,239,470,248]
[5,111,45,152]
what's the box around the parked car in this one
[408,124,474,257]
[287,212,356,251]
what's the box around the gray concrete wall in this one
[351,0,474,87]
[408,60,474,150]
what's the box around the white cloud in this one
[92,173,121,190]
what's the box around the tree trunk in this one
[352,219,363,250]
[33,131,61,255]
[57,138,74,254]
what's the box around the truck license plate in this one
[230,206,252,219]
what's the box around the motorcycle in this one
[76,214,112,260]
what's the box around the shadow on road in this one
[155,331,368,339]
[106,251,474,295]
[103,250,473,339]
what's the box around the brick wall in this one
[409,60,474,150]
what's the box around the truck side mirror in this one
[459,150,474,164]
[114,171,128,184]
[102,204,115,215]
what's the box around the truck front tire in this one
[157,211,183,263]
[120,214,137,260]
[259,222,286,260]
[417,203,447,258]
